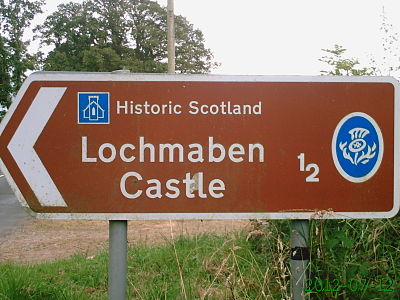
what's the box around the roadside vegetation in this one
[0,217,398,299]
[1,2,399,299]
[0,0,219,120]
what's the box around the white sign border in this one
[0,72,399,220]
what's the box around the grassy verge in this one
[0,217,399,299]
[308,217,400,299]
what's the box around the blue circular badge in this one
[332,112,384,183]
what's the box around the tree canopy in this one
[36,0,218,74]
[319,11,400,78]
[319,44,372,76]
[0,0,44,119]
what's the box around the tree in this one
[319,44,372,76]
[0,0,44,119]
[369,7,400,77]
[36,0,218,74]
[321,9,400,79]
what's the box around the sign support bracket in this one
[290,219,310,300]
[108,220,128,300]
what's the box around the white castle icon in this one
[82,96,105,121]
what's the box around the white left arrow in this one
[8,87,68,207]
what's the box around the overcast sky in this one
[30,0,400,76]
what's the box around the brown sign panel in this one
[0,73,398,219]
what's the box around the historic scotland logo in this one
[332,112,384,182]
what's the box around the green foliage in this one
[0,0,44,120]
[0,219,399,299]
[36,0,218,74]
[369,8,400,77]
[126,225,291,299]
[319,44,372,76]
[379,9,399,76]
[0,253,107,299]
[0,231,291,300]
[322,10,400,79]
[309,217,400,299]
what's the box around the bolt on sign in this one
[0,72,399,219]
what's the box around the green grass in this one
[0,252,108,299]
[0,217,399,299]
[308,217,400,299]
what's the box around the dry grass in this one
[0,219,249,264]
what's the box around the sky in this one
[29,0,400,76]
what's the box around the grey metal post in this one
[108,220,128,300]
[290,220,309,300]
[167,0,175,74]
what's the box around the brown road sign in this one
[0,72,398,219]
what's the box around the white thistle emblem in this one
[339,128,376,166]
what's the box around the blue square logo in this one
[78,92,110,124]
